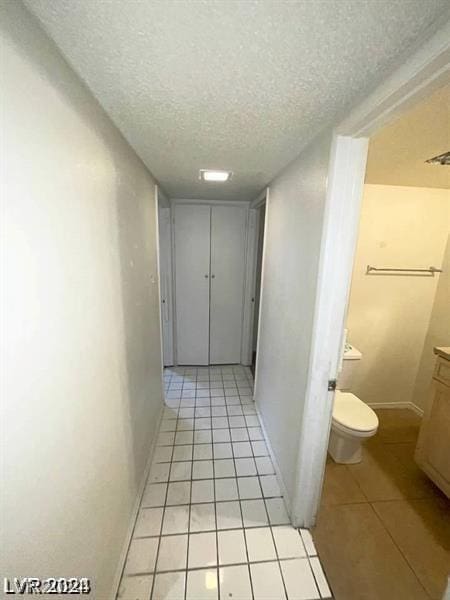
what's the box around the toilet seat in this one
[332,391,378,436]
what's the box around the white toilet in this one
[328,345,378,464]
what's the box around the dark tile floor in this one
[313,409,450,600]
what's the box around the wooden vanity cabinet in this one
[415,347,450,498]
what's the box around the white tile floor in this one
[117,365,332,600]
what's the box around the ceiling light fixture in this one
[199,169,232,182]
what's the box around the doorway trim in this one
[156,187,175,367]
[240,208,257,365]
[158,205,175,366]
[241,189,268,366]
[293,23,450,527]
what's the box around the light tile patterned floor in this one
[117,365,332,600]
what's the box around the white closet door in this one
[174,205,211,365]
[210,205,247,364]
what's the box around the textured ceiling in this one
[366,84,450,189]
[25,0,449,201]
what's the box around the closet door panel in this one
[174,205,210,365]
[210,205,247,364]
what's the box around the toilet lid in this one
[333,391,379,432]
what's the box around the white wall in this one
[254,22,450,526]
[0,3,163,597]
[255,132,332,506]
[346,184,449,410]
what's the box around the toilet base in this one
[328,428,363,464]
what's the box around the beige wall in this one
[346,184,449,410]
[412,235,450,409]
[1,3,163,597]
[365,84,450,190]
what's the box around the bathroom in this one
[313,84,450,598]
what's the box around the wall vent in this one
[425,151,450,165]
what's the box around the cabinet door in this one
[420,381,450,489]
[174,205,211,365]
[416,374,450,497]
[210,205,247,364]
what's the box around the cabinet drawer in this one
[434,357,450,387]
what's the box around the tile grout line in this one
[148,395,176,600]
[117,371,174,599]
[125,555,324,578]
[243,389,290,600]
[212,406,221,600]
[137,490,286,510]
[367,501,431,599]
[125,366,325,600]
[243,370,321,598]
[133,524,268,540]
[183,371,197,600]
[343,461,369,504]
[256,427,325,597]
[306,554,334,600]
[231,371,256,600]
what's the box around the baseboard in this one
[368,401,424,417]
[111,401,165,599]
[254,403,293,516]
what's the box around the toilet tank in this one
[337,344,362,391]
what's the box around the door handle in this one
[204,274,209,278]
[211,274,215,279]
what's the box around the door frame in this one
[241,189,268,366]
[293,23,450,526]
[158,205,175,366]
[156,188,175,366]
[155,185,174,371]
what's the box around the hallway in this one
[118,366,331,600]
[3,1,450,597]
